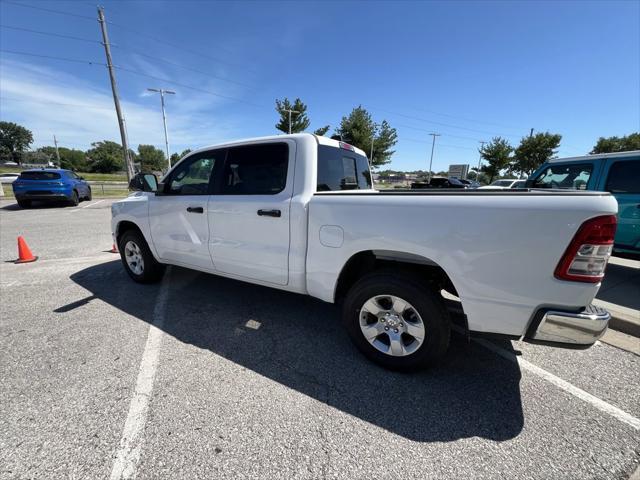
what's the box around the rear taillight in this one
[554,215,617,283]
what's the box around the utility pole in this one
[147,88,176,168]
[283,108,300,134]
[427,133,440,183]
[529,127,534,138]
[97,6,134,181]
[53,135,61,165]
[477,140,486,182]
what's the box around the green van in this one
[526,150,640,254]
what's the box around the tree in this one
[479,137,513,183]
[313,125,330,136]
[37,146,87,170]
[513,132,562,176]
[275,97,310,134]
[138,144,167,171]
[591,133,640,153]
[170,149,192,166]
[86,140,125,173]
[0,121,33,164]
[335,106,398,168]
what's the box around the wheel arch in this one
[334,250,460,305]
[115,220,145,245]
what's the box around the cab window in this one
[531,163,593,189]
[317,145,372,191]
[606,160,640,193]
[221,143,289,195]
[167,150,222,195]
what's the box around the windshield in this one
[19,171,61,180]
[531,163,593,189]
[317,145,372,191]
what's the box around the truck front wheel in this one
[342,271,450,371]
[118,229,165,284]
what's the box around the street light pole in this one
[370,122,379,164]
[283,108,300,134]
[147,88,176,168]
[427,133,440,183]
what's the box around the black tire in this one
[86,188,92,201]
[342,270,450,371]
[17,199,31,209]
[69,190,79,206]
[118,229,165,284]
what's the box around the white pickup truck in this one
[111,134,618,370]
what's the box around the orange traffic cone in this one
[109,243,118,254]
[15,236,38,263]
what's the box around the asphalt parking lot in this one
[1,198,639,479]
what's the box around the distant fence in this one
[88,181,129,195]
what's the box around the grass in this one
[0,166,127,182]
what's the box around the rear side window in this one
[19,171,61,180]
[606,160,640,193]
[531,163,593,189]
[317,145,372,191]
[221,143,288,195]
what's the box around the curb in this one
[593,299,640,338]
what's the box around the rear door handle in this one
[186,206,204,214]
[257,209,281,217]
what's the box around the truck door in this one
[148,149,223,269]
[599,158,640,251]
[208,141,295,285]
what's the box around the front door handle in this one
[186,206,204,214]
[257,209,281,217]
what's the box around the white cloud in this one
[0,58,240,153]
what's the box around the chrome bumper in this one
[528,305,610,346]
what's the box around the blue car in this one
[526,150,640,254]
[12,169,92,208]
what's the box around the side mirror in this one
[155,182,166,195]
[129,172,158,192]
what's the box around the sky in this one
[0,0,639,172]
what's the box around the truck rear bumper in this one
[526,304,610,347]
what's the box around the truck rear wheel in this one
[342,271,450,371]
[118,229,165,284]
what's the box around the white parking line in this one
[68,199,107,212]
[110,269,171,480]
[474,338,640,431]
[82,199,106,208]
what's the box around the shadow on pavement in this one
[65,260,524,443]
[598,263,640,310]
[0,200,71,211]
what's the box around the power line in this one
[0,23,256,91]
[0,48,266,109]
[0,49,105,66]
[110,45,256,90]
[0,95,113,110]
[0,24,101,44]
[106,20,257,73]
[1,1,95,21]
[368,105,523,140]
[401,105,527,132]
[116,66,267,109]
[402,137,477,150]
[394,122,483,142]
